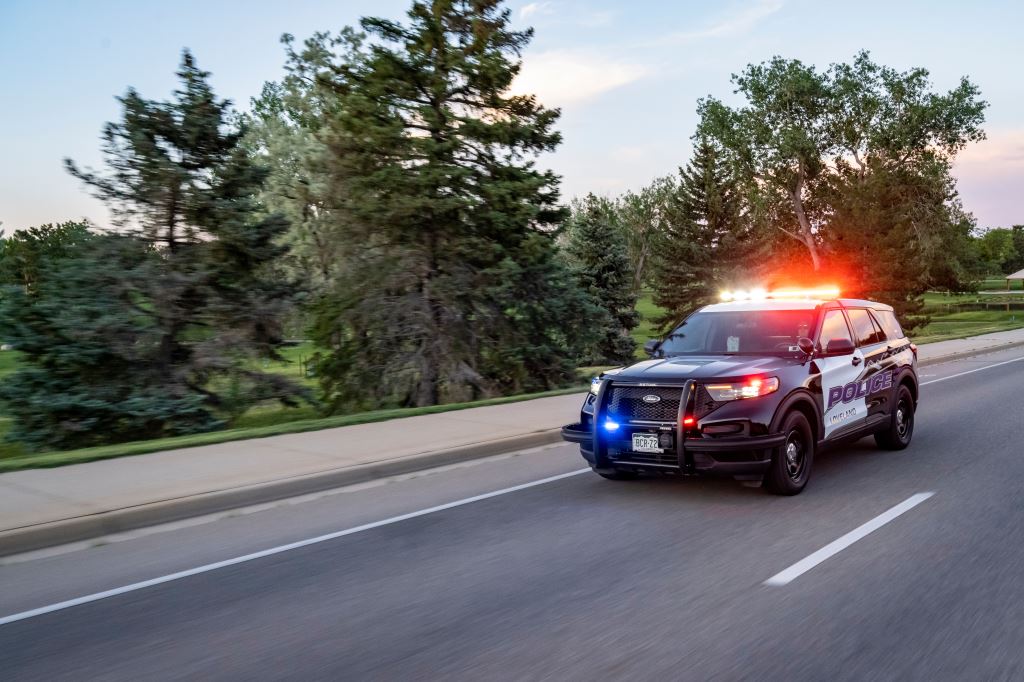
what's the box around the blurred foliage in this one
[1,52,306,452]
[0,221,92,292]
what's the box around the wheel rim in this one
[895,398,911,440]
[785,431,806,480]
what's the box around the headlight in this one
[589,377,603,395]
[704,377,780,401]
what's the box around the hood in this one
[611,354,803,382]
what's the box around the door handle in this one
[852,355,862,366]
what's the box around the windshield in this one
[659,310,817,356]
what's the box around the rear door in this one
[817,308,868,438]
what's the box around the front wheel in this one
[874,385,915,450]
[764,411,814,495]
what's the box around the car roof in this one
[703,300,821,312]
[701,298,894,313]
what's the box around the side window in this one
[875,310,905,340]
[818,310,853,350]
[847,309,880,347]
[866,310,887,344]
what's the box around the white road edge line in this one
[0,468,590,627]
[764,492,935,587]
[921,354,1024,386]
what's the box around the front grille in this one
[606,385,682,422]
[608,446,679,467]
[693,384,725,419]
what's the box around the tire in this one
[597,470,639,481]
[764,411,814,495]
[874,385,915,450]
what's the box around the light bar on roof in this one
[719,286,840,302]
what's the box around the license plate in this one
[631,433,662,453]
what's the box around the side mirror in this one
[825,338,855,356]
[643,339,661,357]
[797,336,815,356]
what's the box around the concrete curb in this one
[0,428,562,558]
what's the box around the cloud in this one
[578,9,615,27]
[610,145,653,163]
[954,129,1024,172]
[512,50,648,106]
[663,0,784,43]
[953,129,1024,227]
[519,2,553,20]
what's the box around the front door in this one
[817,309,868,438]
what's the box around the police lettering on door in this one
[826,369,894,411]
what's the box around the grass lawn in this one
[0,336,594,467]
[913,310,1024,344]
[0,350,22,380]
[0,383,589,473]
[632,292,667,357]
[248,340,319,389]
[978,277,1024,292]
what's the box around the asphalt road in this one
[3,348,1024,680]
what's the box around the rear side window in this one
[818,310,853,350]
[874,310,905,340]
[847,308,884,347]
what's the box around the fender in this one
[893,366,919,406]
[770,388,823,442]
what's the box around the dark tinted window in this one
[867,310,887,343]
[660,310,816,355]
[818,310,852,350]
[847,308,883,347]
[875,310,905,340]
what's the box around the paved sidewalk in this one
[914,327,1024,364]
[0,393,583,553]
[2,326,1024,555]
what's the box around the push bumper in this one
[560,422,592,448]
[561,422,784,478]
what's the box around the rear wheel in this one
[764,411,814,495]
[875,385,915,450]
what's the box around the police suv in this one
[561,288,918,495]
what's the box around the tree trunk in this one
[790,173,821,272]
[633,240,649,292]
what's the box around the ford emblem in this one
[642,394,661,404]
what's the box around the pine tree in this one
[0,52,304,450]
[298,1,600,410]
[564,195,638,364]
[652,139,746,330]
[0,235,224,450]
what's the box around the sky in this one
[2,0,1022,233]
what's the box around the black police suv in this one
[561,294,918,495]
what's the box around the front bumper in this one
[560,423,783,478]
